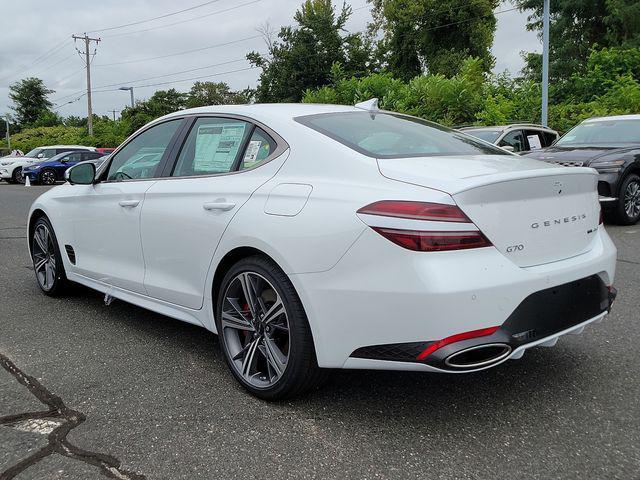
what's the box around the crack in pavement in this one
[0,353,146,480]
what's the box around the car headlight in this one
[589,158,625,173]
[1,161,14,166]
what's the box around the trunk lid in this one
[377,155,601,267]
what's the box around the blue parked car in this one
[22,150,103,185]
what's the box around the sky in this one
[0,0,540,120]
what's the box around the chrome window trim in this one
[98,113,289,184]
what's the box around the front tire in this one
[31,216,69,296]
[215,255,325,400]
[614,173,640,225]
[40,169,57,186]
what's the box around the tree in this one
[515,0,640,81]
[120,88,187,134]
[186,81,253,108]
[370,0,499,80]
[247,0,376,102]
[8,77,55,126]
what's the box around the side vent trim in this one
[64,245,76,264]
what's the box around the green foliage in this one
[248,0,377,102]
[371,0,499,79]
[9,77,55,126]
[515,0,640,81]
[304,48,640,133]
[186,81,254,108]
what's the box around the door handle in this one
[203,201,236,211]
[118,200,140,208]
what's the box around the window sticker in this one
[243,140,263,167]
[194,123,246,172]
[527,134,542,150]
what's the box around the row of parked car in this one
[2,114,639,224]
[0,146,114,185]
[459,115,640,224]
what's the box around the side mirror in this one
[501,145,515,153]
[66,162,96,185]
[37,153,44,158]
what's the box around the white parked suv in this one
[0,145,96,183]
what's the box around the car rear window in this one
[295,112,508,158]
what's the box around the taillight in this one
[358,200,492,252]
[372,228,492,252]
[357,200,470,222]
[416,326,500,361]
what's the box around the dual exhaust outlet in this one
[444,343,512,369]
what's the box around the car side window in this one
[65,152,83,163]
[542,131,558,147]
[172,117,251,177]
[107,119,182,181]
[499,130,526,152]
[42,149,57,159]
[239,128,276,170]
[524,130,544,150]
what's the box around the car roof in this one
[461,124,555,132]
[37,145,95,150]
[583,114,640,123]
[159,103,368,126]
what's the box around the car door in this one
[140,116,288,309]
[67,119,184,294]
[56,151,83,177]
[498,130,527,153]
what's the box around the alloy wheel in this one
[624,180,640,220]
[32,223,57,291]
[13,168,24,184]
[41,170,56,185]
[221,272,290,388]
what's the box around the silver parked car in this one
[459,124,559,153]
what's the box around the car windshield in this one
[25,148,43,158]
[461,129,502,143]
[296,112,508,158]
[556,119,640,146]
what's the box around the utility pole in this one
[109,109,118,121]
[4,117,10,150]
[72,33,101,135]
[541,0,550,127]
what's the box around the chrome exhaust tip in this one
[444,343,512,369]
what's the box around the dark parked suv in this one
[524,115,640,225]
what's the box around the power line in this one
[102,0,261,39]
[94,65,258,92]
[86,0,224,33]
[93,57,249,89]
[95,34,262,67]
[0,39,71,83]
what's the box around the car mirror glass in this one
[66,162,96,185]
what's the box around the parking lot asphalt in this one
[1,183,639,480]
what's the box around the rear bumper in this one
[290,227,617,369]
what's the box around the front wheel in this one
[11,167,24,184]
[40,169,57,185]
[215,255,326,400]
[613,173,640,225]
[31,216,69,296]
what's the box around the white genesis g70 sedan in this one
[28,101,617,399]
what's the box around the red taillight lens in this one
[357,201,471,222]
[372,228,492,252]
[416,326,500,361]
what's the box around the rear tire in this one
[613,173,640,225]
[31,216,69,296]
[215,255,326,400]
